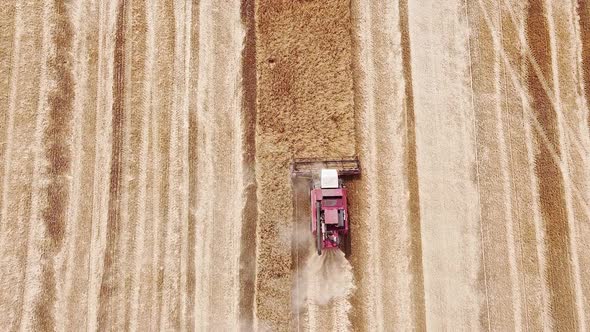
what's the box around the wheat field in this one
[0,0,589,331]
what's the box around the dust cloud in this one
[292,249,355,313]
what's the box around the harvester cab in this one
[291,158,360,255]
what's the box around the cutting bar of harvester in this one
[290,157,360,178]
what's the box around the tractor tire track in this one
[398,0,427,328]
[86,1,119,330]
[185,1,199,329]
[97,0,127,329]
[466,0,526,329]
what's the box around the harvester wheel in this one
[343,233,351,259]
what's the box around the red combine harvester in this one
[291,158,360,255]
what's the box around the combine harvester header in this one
[290,157,361,178]
[291,157,360,256]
